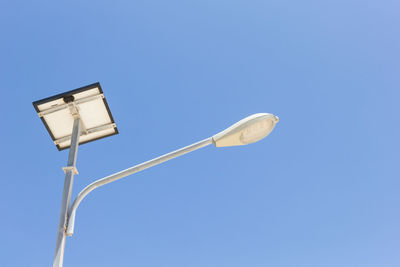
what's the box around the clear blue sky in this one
[1,0,399,266]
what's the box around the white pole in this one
[53,117,81,267]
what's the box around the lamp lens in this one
[240,119,274,144]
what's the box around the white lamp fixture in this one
[33,82,118,150]
[212,113,279,147]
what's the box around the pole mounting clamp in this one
[62,166,79,175]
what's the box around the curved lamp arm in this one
[66,137,213,236]
[66,113,279,236]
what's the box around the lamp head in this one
[212,113,279,147]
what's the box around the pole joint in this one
[62,166,79,175]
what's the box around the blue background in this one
[1,0,399,266]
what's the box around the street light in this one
[33,83,279,267]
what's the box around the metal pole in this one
[53,117,81,267]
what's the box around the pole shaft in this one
[53,117,81,267]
